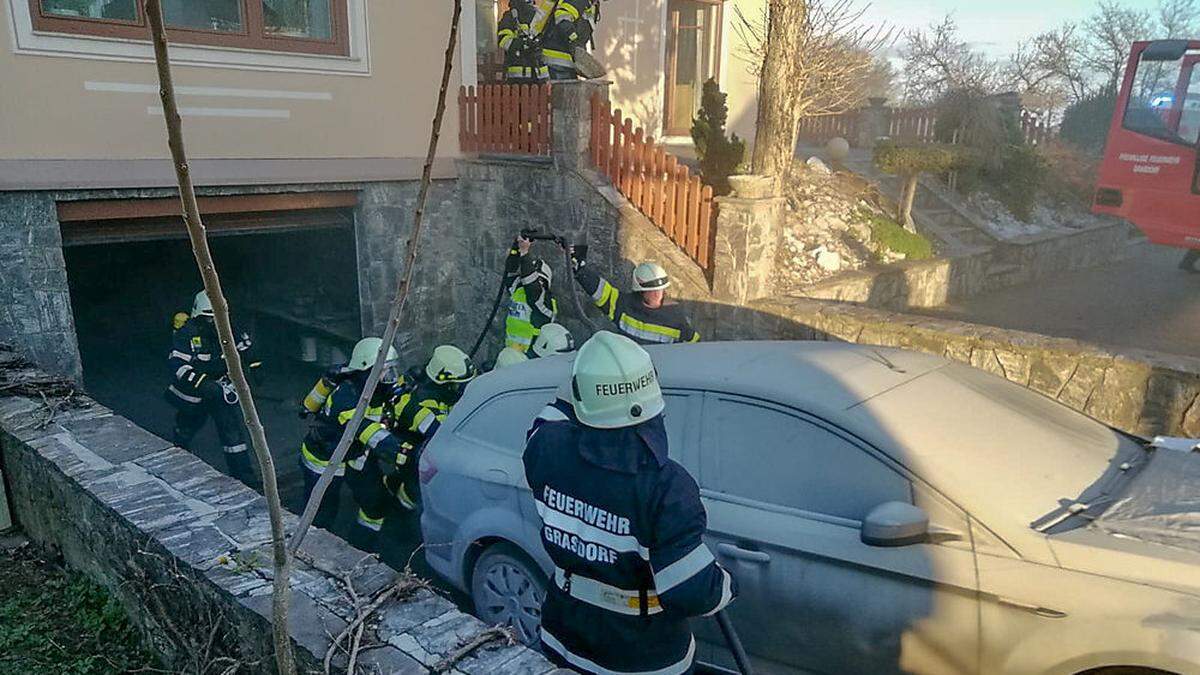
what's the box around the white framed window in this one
[7,0,371,75]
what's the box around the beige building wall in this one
[718,0,761,143]
[0,1,462,187]
[594,0,667,140]
[592,0,760,145]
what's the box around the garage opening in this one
[60,194,362,513]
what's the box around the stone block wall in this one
[711,296,1200,438]
[354,180,463,366]
[0,192,80,379]
[796,219,1136,311]
[0,346,556,674]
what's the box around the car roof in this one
[465,341,948,419]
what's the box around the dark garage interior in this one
[58,203,432,569]
[63,219,359,499]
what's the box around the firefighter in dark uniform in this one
[297,337,401,531]
[537,0,598,80]
[523,331,736,675]
[377,345,478,516]
[498,0,549,83]
[571,249,701,345]
[506,234,559,353]
[166,290,261,488]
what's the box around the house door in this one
[664,0,723,136]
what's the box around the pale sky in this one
[867,0,1166,57]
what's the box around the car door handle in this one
[993,596,1068,619]
[717,543,770,564]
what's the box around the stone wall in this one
[0,346,556,674]
[452,157,722,357]
[354,180,462,365]
[0,193,79,380]
[708,297,1200,438]
[795,217,1137,310]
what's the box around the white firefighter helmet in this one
[426,345,478,385]
[631,262,670,292]
[493,347,529,369]
[191,290,214,318]
[349,337,400,372]
[570,331,664,429]
[531,323,575,358]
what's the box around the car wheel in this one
[470,542,547,646]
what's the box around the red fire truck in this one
[1094,40,1200,249]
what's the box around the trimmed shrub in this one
[691,78,746,196]
[987,144,1047,222]
[1059,91,1118,155]
[874,141,975,230]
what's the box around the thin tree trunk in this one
[899,174,918,232]
[751,0,807,178]
[291,0,464,553]
[142,3,296,674]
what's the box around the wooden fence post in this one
[698,185,714,269]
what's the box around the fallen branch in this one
[142,2,295,673]
[323,575,429,674]
[431,626,517,673]
[292,0,465,553]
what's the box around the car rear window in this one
[455,389,555,455]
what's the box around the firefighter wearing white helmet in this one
[530,322,575,358]
[165,290,261,488]
[493,346,530,369]
[296,337,402,535]
[364,344,479,523]
[570,250,701,345]
[522,332,736,674]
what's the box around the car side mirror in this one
[861,502,929,547]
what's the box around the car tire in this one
[470,542,547,646]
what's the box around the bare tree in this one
[143,1,295,673]
[1158,0,1200,38]
[1010,23,1091,108]
[1084,1,1154,92]
[739,0,894,177]
[900,16,1012,104]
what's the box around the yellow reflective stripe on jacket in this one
[300,443,346,476]
[542,48,573,67]
[337,404,383,426]
[358,421,390,448]
[410,407,433,434]
[688,331,701,343]
[556,2,581,20]
[499,30,516,49]
[619,314,682,343]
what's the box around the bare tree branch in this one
[142,2,295,674]
[291,0,463,553]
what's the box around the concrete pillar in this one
[710,176,785,305]
[551,80,611,171]
[854,97,890,149]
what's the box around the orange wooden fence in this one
[589,94,716,272]
[458,84,552,155]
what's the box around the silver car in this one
[418,342,1200,675]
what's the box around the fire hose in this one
[717,610,755,675]
[467,229,595,359]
